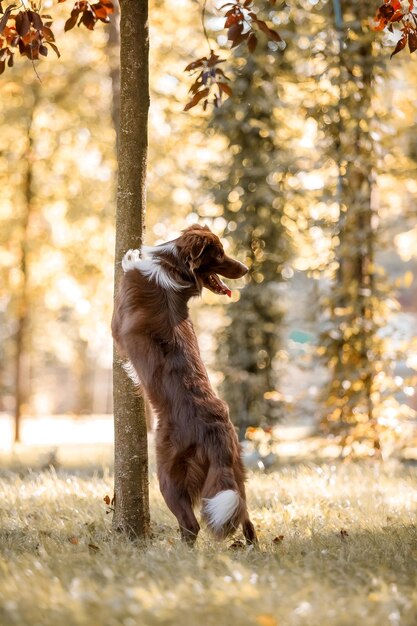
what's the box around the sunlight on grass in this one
[1,455,417,626]
[0,415,114,449]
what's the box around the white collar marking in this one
[122,243,185,291]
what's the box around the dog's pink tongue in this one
[209,273,232,297]
[217,276,231,297]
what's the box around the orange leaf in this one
[256,615,279,626]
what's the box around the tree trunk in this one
[14,103,37,443]
[320,1,384,450]
[211,39,292,432]
[112,0,150,539]
[335,1,375,426]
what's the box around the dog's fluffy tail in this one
[201,466,245,539]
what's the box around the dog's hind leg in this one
[242,515,258,545]
[159,476,200,545]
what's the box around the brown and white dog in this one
[111,224,257,545]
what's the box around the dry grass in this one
[1,452,417,626]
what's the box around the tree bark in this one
[321,0,382,448]
[112,0,150,539]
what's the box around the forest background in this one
[3,3,417,624]
[1,0,417,458]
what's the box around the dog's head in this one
[175,224,248,297]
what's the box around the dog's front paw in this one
[122,249,141,272]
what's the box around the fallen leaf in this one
[272,535,284,544]
[88,543,100,552]
[68,536,79,545]
[256,614,279,626]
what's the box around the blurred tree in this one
[206,0,341,435]
[207,2,294,437]
[318,0,395,453]
[0,20,116,425]
[13,86,39,442]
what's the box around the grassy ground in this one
[1,452,417,626]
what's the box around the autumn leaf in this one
[408,30,417,52]
[251,15,282,42]
[47,41,60,57]
[91,1,114,21]
[225,8,242,29]
[248,31,258,52]
[42,25,56,42]
[391,31,407,56]
[80,10,96,31]
[0,4,15,35]
[227,22,243,43]
[184,58,206,72]
[184,51,229,111]
[27,10,43,31]
[64,8,79,31]
[88,543,100,552]
[218,81,232,97]
[15,11,30,38]
[256,615,279,626]
[184,88,210,111]
[68,536,79,545]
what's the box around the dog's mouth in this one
[201,273,232,297]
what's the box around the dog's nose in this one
[237,260,249,277]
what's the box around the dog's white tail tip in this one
[203,490,240,531]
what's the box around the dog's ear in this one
[185,235,208,270]
[190,236,206,263]
[177,232,209,271]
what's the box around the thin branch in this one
[202,0,212,52]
